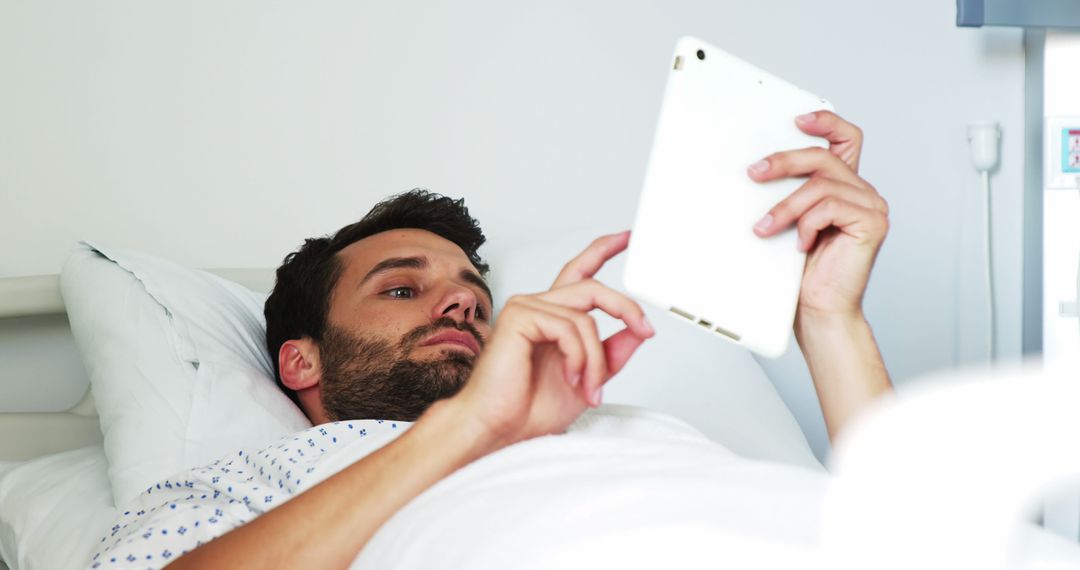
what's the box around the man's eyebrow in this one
[358,256,428,288]
[358,255,493,305]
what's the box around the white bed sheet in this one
[0,447,116,570]
[345,406,827,569]
[0,461,15,570]
[345,405,1080,569]
[2,417,1079,569]
[0,460,21,569]
[0,462,18,485]
[86,405,827,569]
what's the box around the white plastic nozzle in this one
[967,122,1001,173]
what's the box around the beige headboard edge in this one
[0,391,102,461]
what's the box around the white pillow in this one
[61,242,311,508]
[0,446,116,570]
[489,228,821,471]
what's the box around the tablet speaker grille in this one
[713,325,741,342]
[669,306,694,321]
[669,307,742,342]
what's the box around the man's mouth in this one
[418,330,481,356]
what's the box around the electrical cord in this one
[968,123,1000,363]
[982,170,994,361]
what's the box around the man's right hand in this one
[450,232,654,450]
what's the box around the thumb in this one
[602,328,649,379]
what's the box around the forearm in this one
[167,399,498,569]
[794,310,892,442]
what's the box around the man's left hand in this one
[748,111,889,320]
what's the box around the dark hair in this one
[264,189,489,406]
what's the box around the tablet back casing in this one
[624,37,833,358]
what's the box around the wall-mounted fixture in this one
[957,0,1080,28]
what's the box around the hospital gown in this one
[87,419,410,569]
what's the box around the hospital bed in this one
[2,235,1079,569]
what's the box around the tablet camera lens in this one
[696,49,705,61]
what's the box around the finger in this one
[502,298,588,387]
[539,278,655,339]
[518,297,609,406]
[753,177,887,238]
[747,146,867,190]
[794,197,889,253]
[794,110,864,172]
[551,231,631,289]
[602,327,648,379]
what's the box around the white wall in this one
[0,1,1027,457]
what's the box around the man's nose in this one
[434,285,479,325]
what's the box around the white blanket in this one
[89,405,828,569]
[349,408,1080,569]
[346,406,828,569]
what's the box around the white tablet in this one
[623,37,833,358]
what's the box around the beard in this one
[318,317,483,422]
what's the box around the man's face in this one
[316,229,493,421]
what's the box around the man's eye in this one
[384,287,414,299]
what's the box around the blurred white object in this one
[821,363,1080,570]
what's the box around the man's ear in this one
[278,338,322,392]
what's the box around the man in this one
[90,111,890,568]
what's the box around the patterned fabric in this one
[87,420,409,569]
